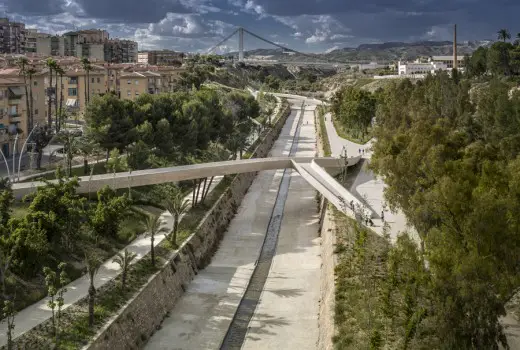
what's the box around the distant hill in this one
[229,40,492,63]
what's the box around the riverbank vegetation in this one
[330,85,376,144]
[333,71,520,349]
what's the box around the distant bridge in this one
[207,27,352,67]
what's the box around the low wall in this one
[85,98,292,350]
[315,105,336,350]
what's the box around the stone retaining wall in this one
[85,99,292,350]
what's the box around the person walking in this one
[381,210,385,222]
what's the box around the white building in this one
[398,60,448,75]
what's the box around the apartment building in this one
[0,18,26,54]
[104,40,138,63]
[26,29,65,57]
[0,70,46,155]
[119,71,162,101]
[138,50,184,65]
[59,66,107,115]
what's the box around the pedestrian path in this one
[0,177,223,346]
[323,112,416,243]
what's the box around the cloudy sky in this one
[1,0,519,53]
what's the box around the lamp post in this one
[12,133,19,183]
[16,123,39,182]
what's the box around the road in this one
[144,97,322,349]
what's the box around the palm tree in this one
[497,29,511,42]
[143,214,168,267]
[166,192,190,248]
[26,66,36,133]
[84,253,102,328]
[54,65,65,132]
[45,58,57,128]
[54,62,60,132]
[81,57,91,106]
[16,57,31,133]
[112,249,137,290]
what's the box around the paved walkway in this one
[0,177,223,346]
[324,112,416,243]
[144,105,303,349]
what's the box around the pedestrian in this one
[381,210,385,222]
[350,200,354,211]
[358,148,361,154]
[362,149,365,154]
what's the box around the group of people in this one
[347,199,387,228]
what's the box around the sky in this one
[1,0,519,53]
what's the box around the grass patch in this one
[332,116,372,144]
[317,106,332,156]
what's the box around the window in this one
[127,90,131,96]
[97,77,101,83]
[34,109,38,115]
[9,106,17,115]
[127,80,131,84]
[68,88,77,96]
[0,108,4,118]
[91,77,95,83]
[135,80,139,85]
[33,81,38,86]
[135,91,139,96]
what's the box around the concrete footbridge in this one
[12,155,370,218]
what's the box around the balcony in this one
[9,114,22,123]
[68,78,78,85]
[7,87,23,101]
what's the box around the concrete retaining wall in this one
[85,99,292,350]
[315,105,336,350]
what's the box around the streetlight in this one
[16,123,39,182]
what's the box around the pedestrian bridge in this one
[12,155,371,218]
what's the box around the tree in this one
[85,94,135,158]
[45,58,57,128]
[112,249,136,290]
[54,65,65,132]
[465,47,488,77]
[85,253,102,328]
[32,125,52,169]
[166,191,190,248]
[143,215,168,267]
[43,262,68,345]
[26,169,85,247]
[331,85,375,138]
[2,300,15,350]
[56,130,78,176]
[497,28,511,42]
[16,57,31,133]
[88,186,130,242]
[106,148,127,188]
[26,66,36,133]
[81,57,91,105]
[487,42,512,76]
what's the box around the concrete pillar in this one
[238,27,244,62]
